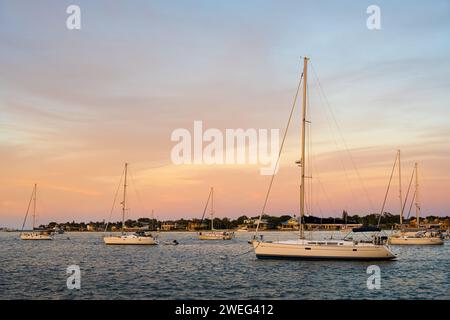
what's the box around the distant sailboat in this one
[389,162,443,245]
[252,57,395,260]
[103,163,158,245]
[20,184,52,240]
[198,187,234,240]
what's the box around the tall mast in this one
[299,57,309,240]
[210,187,214,231]
[151,209,154,230]
[32,184,37,230]
[398,150,403,225]
[415,162,420,228]
[122,163,128,234]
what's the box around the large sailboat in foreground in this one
[198,187,234,240]
[388,162,443,245]
[104,163,158,245]
[20,184,53,240]
[253,57,395,260]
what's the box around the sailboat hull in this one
[103,236,158,245]
[388,236,443,245]
[198,232,234,240]
[20,232,52,240]
[253,240,396,261]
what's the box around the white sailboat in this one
[389,162,443,245]
[198,187,234,240]
[253,57,395,260]
[104,163,158,245]
[20,184,53,240]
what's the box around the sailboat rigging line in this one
[128,166,147,218]
[37,186,52,223]
[199,188,213,228]
[402,165,415,218]
[304,128,311,216]
[20,185,35,232]
[254,71,304,237]
[306,80,313,218]
[104,166,125,233]
[406,189,416,220]
[310,62,375,213]
[310,68,354,211]
[377,155,398,227]
[311,156,339,216]
[308,107,340,217]
[309,156,330,219]
[405,163,418,221]
[233,241,261,257]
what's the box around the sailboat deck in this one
[274,239,380,247]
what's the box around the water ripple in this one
[0,231,448,299]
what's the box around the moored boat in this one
[252,57,395,261]
[20,231,52,241]
[197,187,235,240]
[388,233,443,245]
[104,232,158,245]
[198,231,234,240]
[20,184,53,241]
[103,163,158,245]
[254,238,395,260]
[388,162,443,245]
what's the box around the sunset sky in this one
[1,0,450,228]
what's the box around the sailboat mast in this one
[32,184,37,230]
[210,187,214,231]
[398,150,403,225]
[151,209,154,230]
[122,163,128,234]
[415,162,420,228]
[299,57,309,240]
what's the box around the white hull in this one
[394,231,421,237]
[388,236,443,245]
[20,232,52,240]
[104,235,158,245]
[198,232,234,240]
[253,239,396,260]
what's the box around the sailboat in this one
[20,184,53,240]
[198,187,234,240]
[388,162,443,245]
[103,163,158,245]
[252,57,396,260]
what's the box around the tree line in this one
[39,211,450,231]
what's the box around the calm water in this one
[0,231,449,299]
